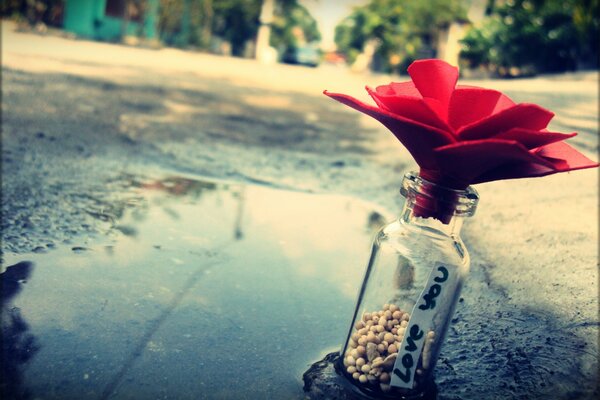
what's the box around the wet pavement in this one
[2,21,599,400]
[2,177,385,399]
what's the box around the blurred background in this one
[2,0,598,77]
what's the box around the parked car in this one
[281,45,320,67]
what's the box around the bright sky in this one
[300,0,367,51]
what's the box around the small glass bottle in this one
[339,172,479,399]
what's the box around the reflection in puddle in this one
[1,176,389,399]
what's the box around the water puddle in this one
[1,176,389,399]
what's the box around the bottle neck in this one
[399,172,479,236]
[400,198,465,237]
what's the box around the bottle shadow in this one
[1,261,39,400]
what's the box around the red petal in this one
[388,81,422,97]
[432,139,555,187]
[472,163,556,184]
[455,142,597,184]
[324,90,456,169]
[457,103,554,140]
[493,128,577,149]
[534,141,599,172]
[448,87,515,130]
[374,84,397,96]
[407,59,459,120]
[366,87,451,131]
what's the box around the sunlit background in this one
[2,0,598,76]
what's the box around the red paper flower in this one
[324,59,598,190]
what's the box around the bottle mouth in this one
[400,172,479,222]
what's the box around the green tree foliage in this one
[460,0,599,75]
[159,0,261,54]
[270,0,321,54]
[1,0,65,27]
[334,0,467,73]
[157,0,319,57]
[212,0,262,56]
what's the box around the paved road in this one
[2,21,598,399]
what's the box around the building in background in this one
[63,0,159,42]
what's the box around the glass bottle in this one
[339,171,479,399]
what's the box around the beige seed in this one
[370,325,378,333]
[367,374,378,383]
[379,372,390,384]
[392,310,402,320]
[363,312,372,321]
[347,366,357,374]
[372,315,379,323]
[370,367,382,377]
[351,333,360,342]
[358,374,368,384]
[400,320,408,328]
[367,332,377,343]
[358,327,368,336]
[358,336,367,346]
[427,331,436,339]
[356,357,366,368]
[390,319,399,326]
[355,320,365,329]
[361,364,371,374]
[389,304,399,312]
[388,344,398,353]
[377,343,386,353]
[383,333,395,343]
[383,303,390,311]
[384,310,392,319]
[378,310,384,317]
[392,327,398,334]
[348,339,357,348]
[366,342,379,361]
[345,356,355,366]
[356,345,366,356]
[401,313,409,322]
[350,349,359,359]
[378,332,386,341]
[353,372,361,380]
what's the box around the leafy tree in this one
[159,0,214,48]
[270,0,321,53]
[335,0,467,73]
[212,0,262,56]
[460,0,598,75]
[1,0,65,27]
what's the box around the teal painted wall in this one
[144,0,159,40]
[63,0,159,41]
[64,0,100,37]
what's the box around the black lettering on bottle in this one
[434,266,449,283]
[404,324,424,351]
[409,324,424,340]
[418,283,441,310]
[393,367,411,383]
